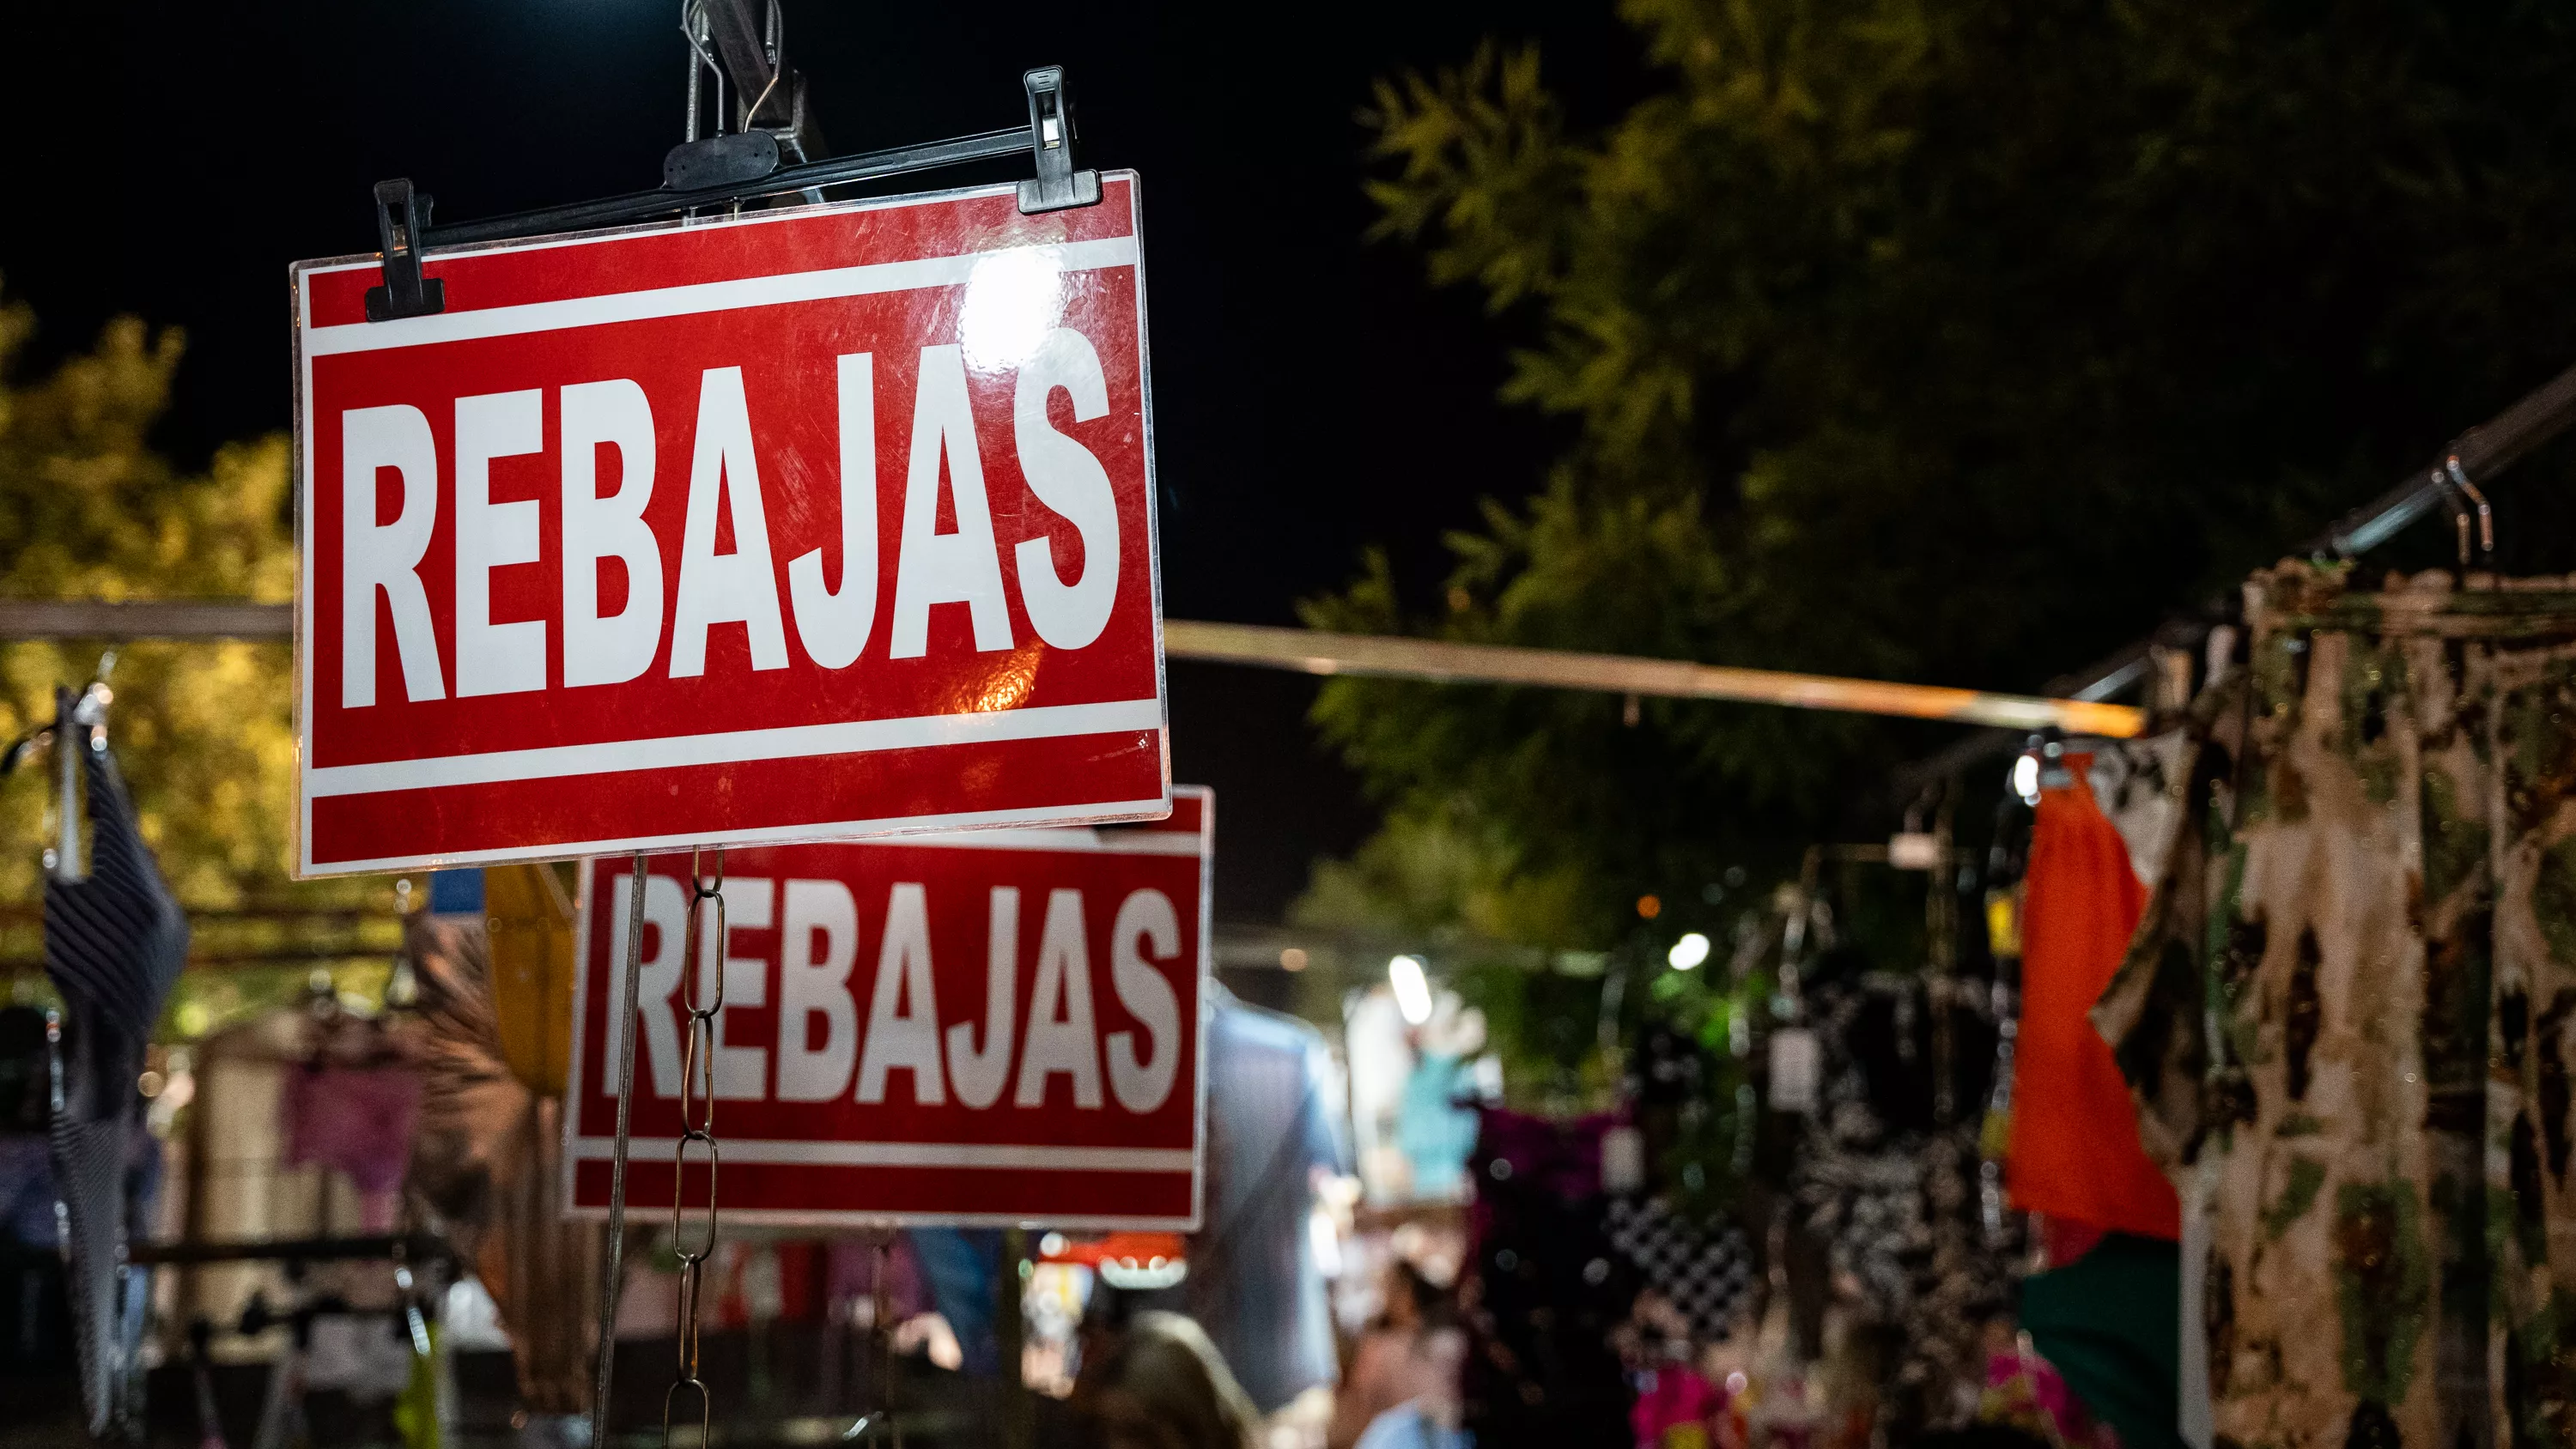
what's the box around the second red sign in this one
[563,787,1211,1228]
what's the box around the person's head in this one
[1069,1311,1261,1449]
[1380,1258,1437,1331]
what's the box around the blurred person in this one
[1348,1319,1468,1449]
[1068,1309,1262,1449]
[1178,991,1348,1413]
[1330,1261,1460,1449]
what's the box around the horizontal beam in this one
[0,599,295,639]
[0,603,2142,736]
[129,1233,452,1267]
[1163,621,2143,737]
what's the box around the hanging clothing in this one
[2020,1233,2184,1449]
[1630,1363,1724,1449]
[283,1064,421,1230]
[1978,1341,2118,1449]
[404,912,604,1417]
[1180,991,1347,1414]
[0,1132,55,1247]
[2087,731,2194,889]
[1794,969,2020,1435]
[2095,563,2576,1449]
[906,1228,1003,1377]
[2008,758,2181,1243]
[1347,988,1414,1203]
[1464,1107,1634,1449]
[1602,1197,1753,1342]
[1396,1052,1479,1199]
[45,735,187,1440]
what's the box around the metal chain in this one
[665,848,726,1447]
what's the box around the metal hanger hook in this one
[2429,464,2474,572]
[680,0,727,142]
[2445,455,2495,567]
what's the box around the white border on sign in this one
[289,173,1171,878]
[305,238,1140,356]
[556,784,1216,1232]
[306,699,1163,797]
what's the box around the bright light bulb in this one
[1388,955,1433,1025]
[1668,932,1711,970]
[960,247,1066,373]
[2012,754,2042,805]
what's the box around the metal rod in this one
[2312,356,2576,558]
[420,127,1030,250]
[1163,621,2147,737]
[130,1234,453,1267]
[0,600,293,639]
[590,851,651,1449]
[997,1228,1029,1449]
[0,952,418,976]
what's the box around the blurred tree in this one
[0,292,345,911]
[1303,0,2576,948]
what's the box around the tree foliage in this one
[1304,0,2576,947]
[0,293,334,909]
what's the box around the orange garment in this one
[2007,758,2179,1241]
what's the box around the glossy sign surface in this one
[290,176,1165,876]
[562,789,1209,1228]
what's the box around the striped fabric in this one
[45,734,187,1439]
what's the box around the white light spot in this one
[1389,954,1433,1025]
[2012,754,2042,805]
[1668,932,1711,971]
[960,248,1066,373]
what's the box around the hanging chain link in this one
[665,848,726,1447]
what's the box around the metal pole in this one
[2312,355,2576,557]
[590,851,651,1448]
[997,1228,1030,1449]
[1893,354,2576,791]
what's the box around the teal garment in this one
[2020,1234,2182,1449]
[1396,1054,1479,1197]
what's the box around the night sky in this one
[0,1,1650,919]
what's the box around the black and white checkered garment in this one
[1604,1197,1753,1339]
[46,736,187,1439]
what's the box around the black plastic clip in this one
[1017,66,1100,214]
[363,179,446,323]
[664,130,781,192]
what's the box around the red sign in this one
[562,788,1209,1228]
[290,177,1165,876]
